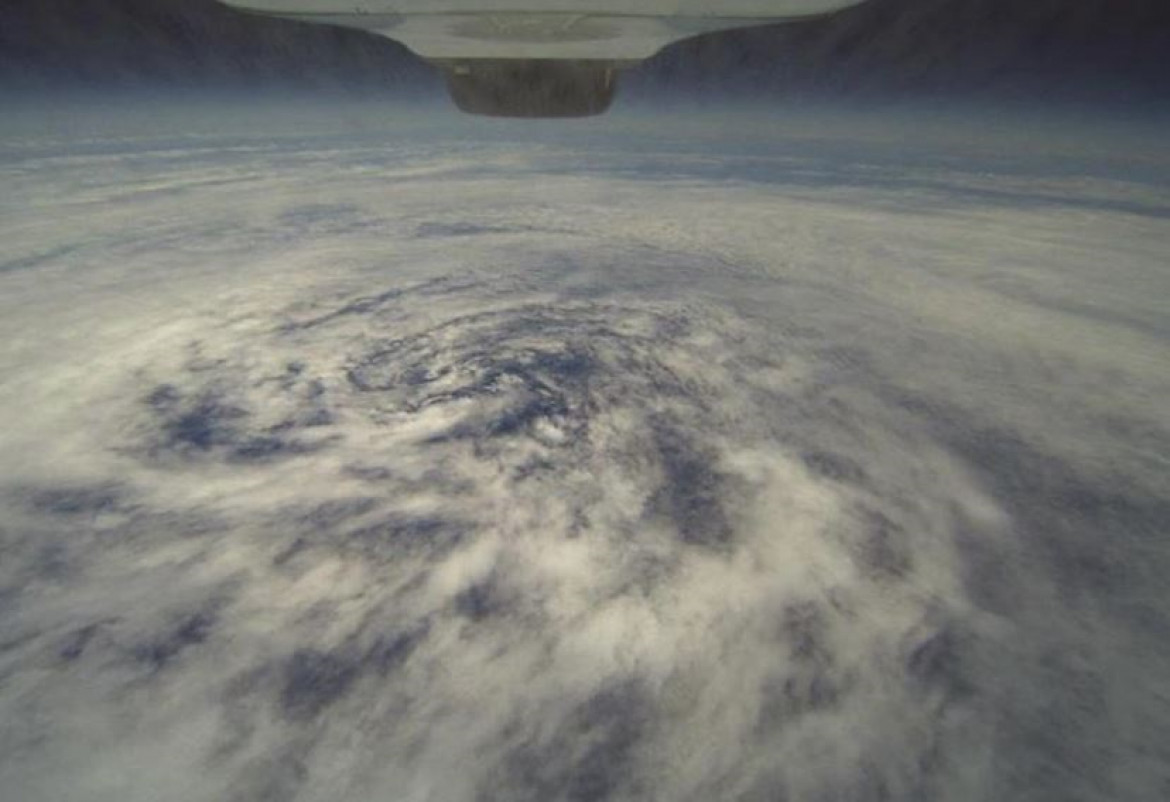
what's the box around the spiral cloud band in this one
[1,104,1167,801]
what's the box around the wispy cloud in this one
[1,102,1167,801]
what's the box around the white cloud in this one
[1,100,1167,801]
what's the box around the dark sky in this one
[2,0,1168,103]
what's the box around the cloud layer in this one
[1,103,1168,801]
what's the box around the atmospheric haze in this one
[0,99,1168,802]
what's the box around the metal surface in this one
[222,1,866,60]
[219,1,871,115]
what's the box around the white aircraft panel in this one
[223,1,865,59]
[217,0,872,114]
[224,1,861,19]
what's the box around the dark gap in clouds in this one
[226,754,309,802]
[781,601,833,664]
[489,680,651,802]
[414,222,523,239]
[644,421,734,549]
[272,498,386,565]
[345,309,613,450]
[285,276,484,333]
[366,624,428,676]
[341,464,395,482]
[31,542,72,584]
[140,371,339,465]
[453,575,510,623]
[905,624,974,699]
[23,482,124,516]
[298,497,380,530]
[1,244,84,275]
[0,630,43,685]
[230,435,311,462]
[281,512,469,565]
[1017,295,1170,343]
[479,375,578,442]
[119,508,230,540]
[276,622,430,722]
[348,515,467,559]
[801,449,868,484]
[756,601,847,733]
[512,455,559,483]
[5,482,232,605]
[279,647,362,721]
[146,382,182,409]
[157,387,249,452]
[756,668,843,735]
[56,621,106,663]
[132,608,217,672]
[849,509,914,581]
[341,462,479,500]
[346,337,437,394]
[275,202,375,238]
[271,538,308,567]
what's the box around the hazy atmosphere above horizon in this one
[1,3,1168,801]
